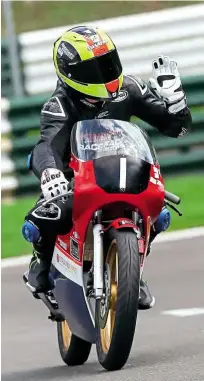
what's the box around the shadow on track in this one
[2,362,104,381]
[3,340,203,381]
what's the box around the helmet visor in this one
[57,49,122,85]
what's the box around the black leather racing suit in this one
[26,75,192,256]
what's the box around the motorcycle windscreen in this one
[71,119,158,194]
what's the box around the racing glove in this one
[41,168,69,200]
[149,56,187,114]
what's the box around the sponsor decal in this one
[118,220,134,226]
[178,127,188,137]
[153,166,160,179]
[111,92,118,98]
[87,40,105,51]
[41,96,66,117]
[85,33,106,51]
[79,137,136,153]
[58,42,75,60]
[127,75,147,95]
[112,90,128,102]
[52,247,83,286]
[79,139,120,151]
[70,237,80,261]
[58,237,67,251]
[73,231,79,239]
[150,166,163,186]
[96,111,109,118]
[150,177,163,186]
[56,251,76,274]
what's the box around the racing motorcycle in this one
[23,119,182,371]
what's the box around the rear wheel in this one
[95,228,140,371]
[57,320,92,366]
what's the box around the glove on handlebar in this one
[41,168,69,201]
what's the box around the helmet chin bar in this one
[58,76,116,102]
[85,98,100,104]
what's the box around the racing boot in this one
[138,225,157,309]
[27,249,54,293]
[138,278,155,310]
[22,218,56,294]
[138,207,171,309]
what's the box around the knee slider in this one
[22,220,40,243]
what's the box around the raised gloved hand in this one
[149,56,186,114]
[41,168,69,200]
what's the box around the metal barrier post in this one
[2,0,24,97]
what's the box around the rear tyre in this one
[57,320,92,366]
[95,228,140,371]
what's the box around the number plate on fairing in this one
[70,237,80,261]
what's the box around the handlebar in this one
[164,190,181,205]
[42,191,74,207]
[41,190,180,208]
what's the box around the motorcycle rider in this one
[23,26,192,309]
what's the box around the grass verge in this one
[164,174,204,231]
[1,174,204,259]
[2,1,197,35]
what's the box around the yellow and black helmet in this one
[53,26,123,100]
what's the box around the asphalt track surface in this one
[2,236,204,381]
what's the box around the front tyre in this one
[57,320,92,366]
[95,228,140,371]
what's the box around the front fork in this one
[132,210,146,279]
[92,208,171,300]
[92,210,143,299]
[93,211,104,299]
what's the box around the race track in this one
[2,236,204,381]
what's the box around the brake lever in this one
[165,201,182,216]
[42,191,74,207]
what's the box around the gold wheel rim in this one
[100,240,118,353]
[61,320,72,350]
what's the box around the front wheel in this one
[95,228,140,371]
[57,320,92,366]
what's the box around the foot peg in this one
[38,291,64,322]
[23,272,64,322]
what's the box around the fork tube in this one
[132,210,139,225]
[93,224,104,299]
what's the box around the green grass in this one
[1,196,37,259]
[1,174,204,259]
[164,174,204,230]
[1,1,197,35]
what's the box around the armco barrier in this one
[1,75,204,197]
[1,41,14,98]
[18,4,204,95]
[1,98,18,194]
[1,4,204,98]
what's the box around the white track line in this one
[162,308,204,317]
[1,254,31,268]
[1,227,204,269]
[154,226,204,243]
